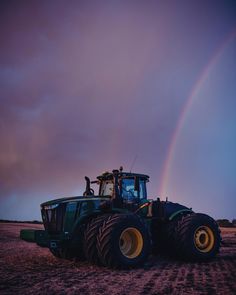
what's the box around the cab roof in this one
[96,170,149,181]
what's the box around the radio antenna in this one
[130,155,138,172]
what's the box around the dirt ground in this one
[0,223,235,295]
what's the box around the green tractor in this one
[20,167,221,269]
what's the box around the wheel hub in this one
[194,226,215,253]
[119,227,143,258]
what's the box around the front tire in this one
[97,214,151,269]
[50,248,62,258]
[49,247,73,259]
[175,213,221,261]
[84,214,111,265]
[49,225,86,261]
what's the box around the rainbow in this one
[160,28,236,198]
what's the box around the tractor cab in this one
[95,167,149,211]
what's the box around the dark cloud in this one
[0,1,236,219]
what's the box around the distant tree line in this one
[217,219,236,227]
[0,219,43,224]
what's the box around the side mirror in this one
[134,177,139,191]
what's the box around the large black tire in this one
[50,248,62,258]
[175,213,221,261]
[49,226,86,261]
[152,213,192,256]
[49,247,75,259]
[84,214,111,265]
[97,214,151,269]
[152,219,179,255]
[71,224,86,261]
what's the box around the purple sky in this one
[1,1,236,220]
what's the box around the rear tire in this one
[97,214,151,269]
[153,219,179,255]
[153,213,192,256]
[175,213,221,261]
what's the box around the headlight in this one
[43,203,59,210]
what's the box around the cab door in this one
[121,177,147,211]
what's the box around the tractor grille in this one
[41,203,66,234]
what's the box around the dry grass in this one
[0,223,235,295]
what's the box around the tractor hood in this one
[40,195,112,235]
[40,195,110,208]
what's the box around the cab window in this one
[121,178,146,201]
[139,179,146,200]
[100,180,114,196]
[122,178,137,201]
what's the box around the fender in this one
[169,208,193,221]
[160,201,193,221]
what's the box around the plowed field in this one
[0,223,235,295]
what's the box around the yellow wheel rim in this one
[119,227,143,258]
[194,226,215,253]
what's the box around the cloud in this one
[0,1,236,219]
